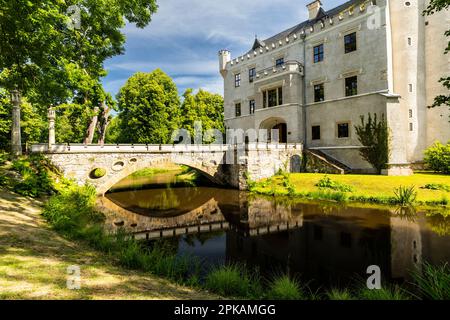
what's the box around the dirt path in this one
[0,189,217,300]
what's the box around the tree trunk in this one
[97,102,110,146]
[84,106,99,145]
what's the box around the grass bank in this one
[250,173,450,207]
[0,189,216,299]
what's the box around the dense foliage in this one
[354,113,390,174]
[180,89,224,142]
[0,88,46,150]
[424,0,450,110]
[115,70,181,144]
[110,70,224,144]
[424,141,450,174]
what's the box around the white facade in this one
[219,0,450,173]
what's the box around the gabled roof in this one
[245,0,365,54]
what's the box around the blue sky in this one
[102,0,343,98]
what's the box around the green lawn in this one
[251,173,450,206]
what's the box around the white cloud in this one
[108,59,218,76]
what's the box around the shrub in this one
[316,176,353,192]
[12,155,56,197]
[205,264,261,298]
[354,113,390,174]
[411,263,450,300]
[393,185,417,205]
[358,285,410,300]
[267,275,305,300]
[424,141,450,174]
[326,288,354,300]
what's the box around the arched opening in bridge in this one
[259,117,287,143]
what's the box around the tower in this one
[218,50,231,78]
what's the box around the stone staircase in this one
[304,149,352,174]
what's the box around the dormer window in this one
[275,58,284,67]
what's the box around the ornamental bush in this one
[424,141,450,174]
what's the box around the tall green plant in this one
[355,113,390,174]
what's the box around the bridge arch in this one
[89,153,227,195]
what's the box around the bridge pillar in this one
[48,105,56,148]
[10,90,22,156]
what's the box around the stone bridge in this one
[30,143,303,195]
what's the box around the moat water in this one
[101,170,450,288]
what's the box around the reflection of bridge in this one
[97,194,303,240]
[30,143,302,194]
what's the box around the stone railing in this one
[30,143,302,154]
[255,60,304,81]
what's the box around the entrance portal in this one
[259,117,288,143]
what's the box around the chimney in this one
[306,0,322,20]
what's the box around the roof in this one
[248,0,366,53]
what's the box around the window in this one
[235,103,241,117]
[278,87,283,105]
[409,123,414,131]
[263,87,283,108]
[409,109,413,118]
[235,73,241,87]
[344,32,357,53]
[407,37,412,46]
[314,83,325,102]
[409,84,413,92]
[268,89,277,107]
[249,99,255,114]
[249,68,256,83]
[275,58,284,67]
[337,123,350,138]
[345,76,358,96]
[312,126,321,140]
[314,44,324,63]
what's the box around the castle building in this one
[219,0,449,174]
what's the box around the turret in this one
[218,50,231,78]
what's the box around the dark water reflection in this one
[100,172,450,287]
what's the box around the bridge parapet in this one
[30,143,302,154]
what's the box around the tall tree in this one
[424,0,450,109]
[116,69,181,144]
[0,0,158,148]
[180,89,224,142]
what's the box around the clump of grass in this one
[266,275,305,300]
[393,185,417,205]
[422,183,450,192]
[411,263,450,300]
[358,285,410,300]
[309,190,348,202]
[326,288,355,300]
[205,264,261,298]
[316,176,354,192]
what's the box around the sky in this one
[102,0,344,98]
